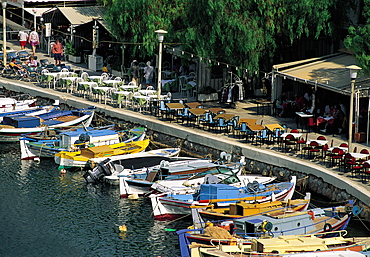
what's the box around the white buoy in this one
[34,157,40,163]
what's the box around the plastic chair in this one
[307,117,317,133]
[362,162,370,182]
[199,112,210,129]
[308,141,320,159]
[283,134,297,152]
[256,129,269,146]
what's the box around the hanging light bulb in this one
[182,51,184,55]
[208,59,211,63]
[218,62,220,65]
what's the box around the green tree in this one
[344,0,370,74]
[101,0,352,72]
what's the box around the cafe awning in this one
[273,52,370,97]
[0,16,29,32]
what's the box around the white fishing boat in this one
[19,126,140,160]
[0,107,95,142]
[83,148,183,184]
[0,97,37,114]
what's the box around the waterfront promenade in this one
[2,40,370,217]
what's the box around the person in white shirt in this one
[18,31,28,50]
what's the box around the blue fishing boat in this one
[150,176,297,220]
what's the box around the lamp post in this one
[346,65,362,152]
[155,29,167,98]
[2,0,6,65]
[32,9,36,30]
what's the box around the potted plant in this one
[197,86,218,102]
[65,41,81,63]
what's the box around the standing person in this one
[130,60,140,86]
[144,61,154,87]
[52,39,63,66]
[18,31,28,50]
[28,28,39,56]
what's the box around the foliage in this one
[198,86,217,94]
[344,0,370,74]
[100,0,353,72]
[64,41,76,56]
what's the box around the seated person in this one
[9,58,26,76]
[26,56,38,67]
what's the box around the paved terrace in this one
[2,40,370,212]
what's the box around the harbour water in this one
[1,143,370,257]
[0,143,184,257]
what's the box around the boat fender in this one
[308,210,315,220]
[261,221,273,232]
[160,160,169,168]
[344,204,353,213]
[352,205,362,216]
[323,223,332,232]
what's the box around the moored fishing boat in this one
[83,148,184,185]
[0,107,95,142]
[55,135,149,170]
[179,200,360,248]
[150,176,297,220]
[0,96,37,114]
[0,104,58,122]
[197,192,311,221]
[120,160,276,198]
[181,230,370,257]
[19,126,142,160]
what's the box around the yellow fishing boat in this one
[55,139,149,169]
[198,193,311,221]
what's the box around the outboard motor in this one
[83,158,112,183]
[75,133,91,149]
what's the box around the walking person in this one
[130,60,140,86]
[28,28,39,56]
[144,61,154,88]
[18,31,28,50]
[52,39,63,66]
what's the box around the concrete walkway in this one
[2,39,370,215]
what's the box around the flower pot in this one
[197,92,218,102]
[68,55,81,63]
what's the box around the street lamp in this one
[155,29,167,98]
[346,65,362,152]
[32,8,36,30]
[2,0,6,66]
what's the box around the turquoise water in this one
[0,143,184,257]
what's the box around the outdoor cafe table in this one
[133,95,157,112]
[213,113,235,121]
[265,124,284,132]
[60,76,79,93]
[186,102,202,109]
[138,89,157,95]
[93,87,113,104]
[113,91,131,108]
[306,139,328,146]
[42,72,73,89]
[89,75,105,84]
[239,118,257,125]
[317,116,334,126]
[247,124,265,132]
[280,132,302,139]
[189,108,207,127]
[166,103,185,121]
[161,79,176,92]
[103,79,122,88]
[208,108,225,114]
[349,152,369,160]
[328,146,349,152]
[296,112,314,130]
[77,81,98,98]
[120,85,138,91]
[256,100,273,116]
